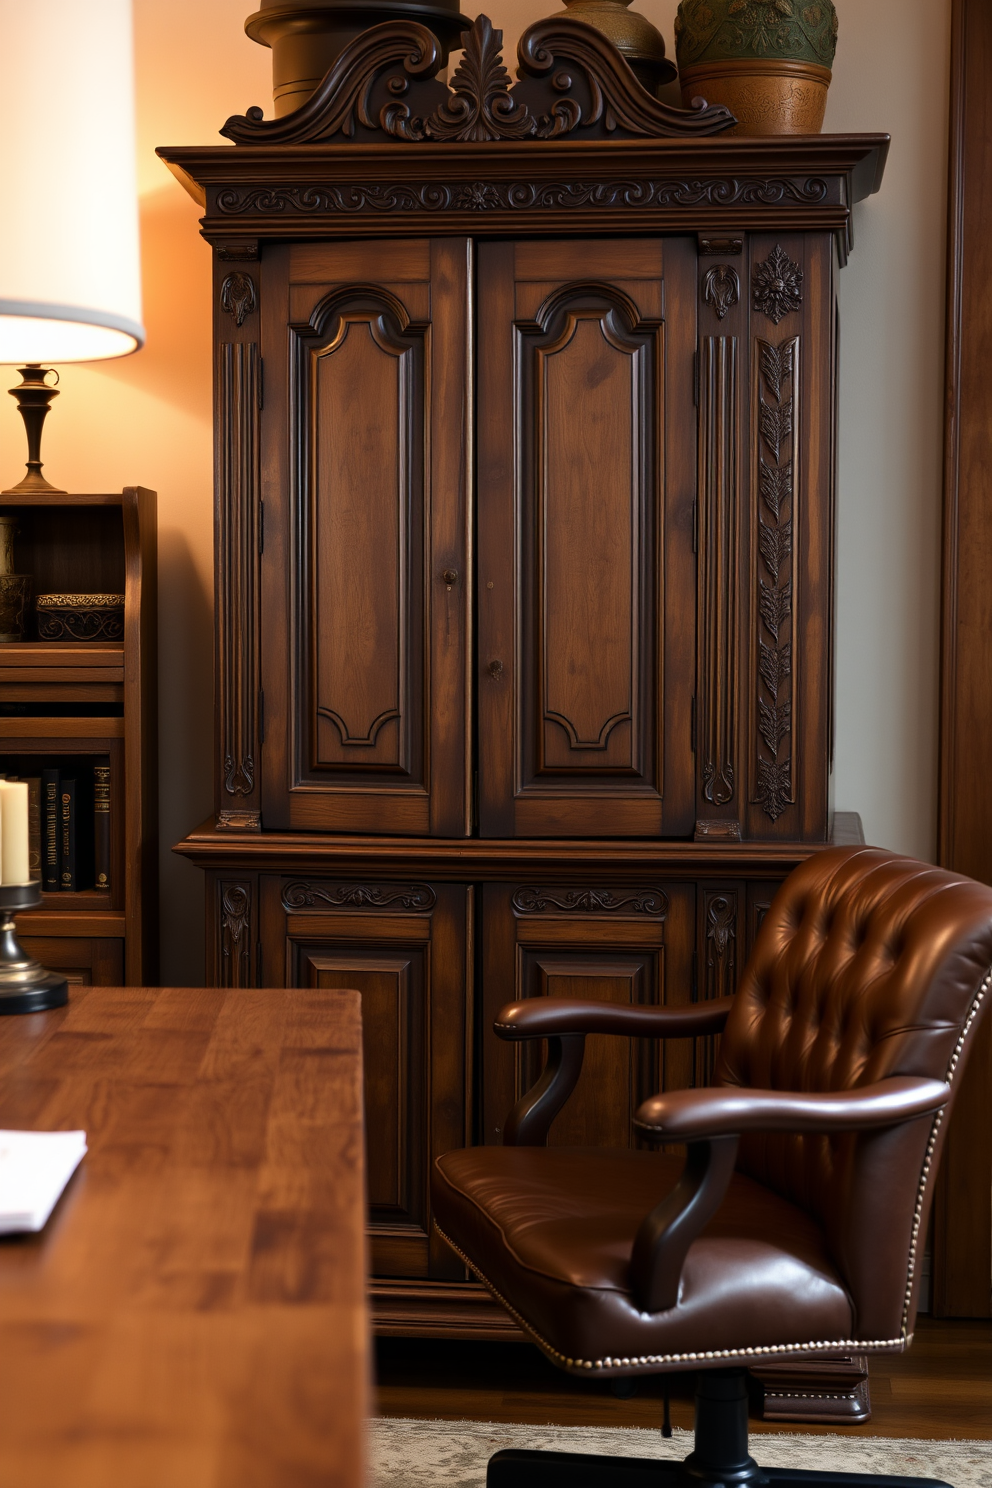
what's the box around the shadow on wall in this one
[158,523,213,987]
[101,183,213,420]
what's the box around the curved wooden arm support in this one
[496,996,735,1145]
[634,1075,949,1142]
[502,1034,586,1146]
[629,1135,739,1313]
[494,996,735,1042]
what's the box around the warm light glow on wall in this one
[0,0,145,363]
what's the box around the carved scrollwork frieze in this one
[281,881,437,912]
[215,176,830,219]
[512,886,669,916]
[753,332,800,822]
[220,14,735,147]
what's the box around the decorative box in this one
[35,593,125,643]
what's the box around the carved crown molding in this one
[282,881,437,911]
[220,14,736,146]
[215,175,830,218]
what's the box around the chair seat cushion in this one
[432,1147,855,1374]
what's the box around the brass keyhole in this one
[442,568,458,590]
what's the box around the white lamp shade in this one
[0,0,144,364]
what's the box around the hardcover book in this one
[93,756,111,892]
[59,776,94,892]
[41,769,59,891]
[22,776,41,878]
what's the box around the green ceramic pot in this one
[675,0,838,134]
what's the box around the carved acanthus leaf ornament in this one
[220,14,736,146]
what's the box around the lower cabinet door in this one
[260,877,470,1280]
[482,882,696,1148]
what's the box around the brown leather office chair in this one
[432,847,992,1488]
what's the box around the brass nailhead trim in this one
[435,961,992,1373]
[899,963,992,1332]
[433,1221,907,1373]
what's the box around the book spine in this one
[41,770,60,891]
[23,777,41,878]
[93,757,111,892]
[60,779,76,892]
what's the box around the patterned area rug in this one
[369,1419,992,1487]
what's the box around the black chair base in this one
[487,1451,952,1488]
[486,1369,951,1488]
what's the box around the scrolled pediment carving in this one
[220,14,736,146]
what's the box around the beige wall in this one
[0,0,949,985]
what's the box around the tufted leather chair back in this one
[714,847,992,1343]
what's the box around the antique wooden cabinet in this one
[162,13,887,1361]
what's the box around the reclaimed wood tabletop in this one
[0,984,367,1488]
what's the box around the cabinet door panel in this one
[303,951,423,1224]
[477,238,697,837]
[18,936,123,987]
[260,879,469,1280]
[260,239,471,836]
[482,883,695,1147]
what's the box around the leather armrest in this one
[494,997,735,1041]
[634,1075,949,1142]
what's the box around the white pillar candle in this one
[0,780,31,885]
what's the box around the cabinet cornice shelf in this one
[178,817,836,880]
[160,133,889,261]
[0,487,157,987]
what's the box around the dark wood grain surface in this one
[0,985,367,1488]
[936,0,992,1320]
[374,1318,992,1440]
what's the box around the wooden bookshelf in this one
[0,487,158,985]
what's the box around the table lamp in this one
[0,0,145,494]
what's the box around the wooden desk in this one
[0,986,367,1488]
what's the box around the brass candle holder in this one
[0,883,69,1014]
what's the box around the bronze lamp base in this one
[0,883,69,1014]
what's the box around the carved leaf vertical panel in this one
[218,341,260,807]
[219,880,253,987]
[697,337,739,809]
[752,335,799,822]
[695,887,738,1086]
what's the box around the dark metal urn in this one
[245,0,470,115]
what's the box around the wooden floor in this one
[375,1319,992,1440]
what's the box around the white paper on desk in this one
[0,1130,87,1234]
